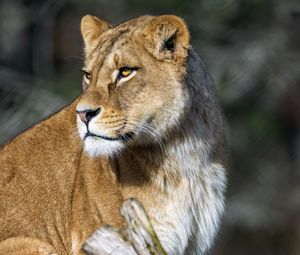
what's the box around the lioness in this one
[0,15,226,255]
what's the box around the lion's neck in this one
[116,116,219,255]
[117,114,209,191]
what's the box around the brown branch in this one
[83,198,167,255]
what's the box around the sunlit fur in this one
[76,15,192,159]
[77,15,227,254]
[0,15,226,255]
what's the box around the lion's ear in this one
[143,15,190,61]
[81,15,110,53]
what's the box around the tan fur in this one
[0,15,226,255]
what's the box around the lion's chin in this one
[83,136,124,158]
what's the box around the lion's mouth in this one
[85,131,134,142]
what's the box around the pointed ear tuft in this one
[143,15,190,61]
[81,15,111,53]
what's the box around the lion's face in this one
[76,15,190,157]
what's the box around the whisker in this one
[74,110,166,153]
[96,124,125,131]
[125,117,165,153]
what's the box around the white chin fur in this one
[77,118,124,157]
[84,136,124,158]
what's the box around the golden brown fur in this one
[0,15,226,255]
[0,101,124,254]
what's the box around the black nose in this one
[77,107,101,125]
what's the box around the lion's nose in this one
[76,107,101,125]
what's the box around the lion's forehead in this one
[85,16,154,71]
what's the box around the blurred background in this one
[0,0,299,254]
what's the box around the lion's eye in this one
[82,70,91,84]
[120,69,132,77]
[117,67,135,80]
[84,72,91,79]
[84,72,91,80]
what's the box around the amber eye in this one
[118,67,134,79]
[84,72,91,80]
[117,67,136,80]
[121,69,132,77]
[81,70,91,84]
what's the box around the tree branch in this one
[83,198,167,255]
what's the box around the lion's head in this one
[76,15,191,157]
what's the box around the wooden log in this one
[83,198,167,255]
